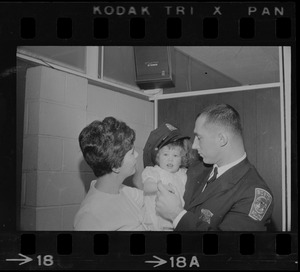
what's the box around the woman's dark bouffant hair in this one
[78,117,135,177]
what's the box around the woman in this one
[74,117,149,231]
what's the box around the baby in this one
[142,123,193,231]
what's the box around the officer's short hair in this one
[198,104,243,136]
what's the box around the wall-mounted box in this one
[134,46,175,90]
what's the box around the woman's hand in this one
[155,181,183,221]
[143,178,158,195]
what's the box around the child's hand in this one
[165,183,175,194]
[168,183,180,196]
[168,183,183,206]
[155,180,175,194]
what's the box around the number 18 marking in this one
[37,255,54,266]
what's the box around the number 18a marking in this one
[170,256,200,268]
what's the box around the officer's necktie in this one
[207,166,218,184]
[202,166,218,192]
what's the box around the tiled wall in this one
[20,66,154,230]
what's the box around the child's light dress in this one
[142,165,187,231]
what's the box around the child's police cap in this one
[143,123,190,167]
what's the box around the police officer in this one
[155,104,274,231]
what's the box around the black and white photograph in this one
[14,46,294,232]
[0,1,297,270]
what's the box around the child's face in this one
[157,145,182,173]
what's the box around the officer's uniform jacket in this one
[176,158,274,231]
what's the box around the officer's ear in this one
[218,132,228,147]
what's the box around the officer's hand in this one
[155,181,183,221]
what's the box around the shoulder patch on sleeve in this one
[249,188,272,221]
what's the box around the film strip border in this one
[0,232,297,270]
[19,16,292,41]
[0,1,297,271]
[0,2,296,43]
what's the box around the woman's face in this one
[119,147,138,178]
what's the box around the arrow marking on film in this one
[6,253,33,265]
[145,255,167,268]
